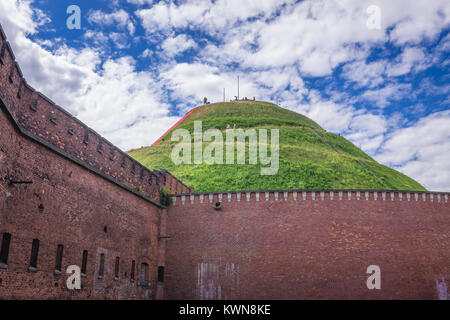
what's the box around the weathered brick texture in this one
[167,191,449,299]
[0,24,171,299]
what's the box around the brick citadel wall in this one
[0,23,178,299]
[0,25,191,203]
[166,190,450,299]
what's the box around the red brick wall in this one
[160,170,194,195]
[0,29,162,202]
[166,191,450,299]
[0,99,166,299]
[0,24,168,300]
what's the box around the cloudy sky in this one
[0,0,449,191]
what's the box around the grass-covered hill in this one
[128,101,426,192]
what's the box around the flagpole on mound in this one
[237,75,240,100]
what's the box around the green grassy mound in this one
[128,101,425,192]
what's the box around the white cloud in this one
[361,83,411,108]
[140,48,152,58]
[376,110,450,191]
[161,34,197,57]
[385,47,431,77]
[285,90,355,133]
[384,0,450,45]
[109,32,131,49]
[341,46,432,89]
[0,0,176,151]
[160,62,267,107]
[88,9,135,35]
[127,0,153,6]
[136,0,292,36]
[138,0,449,79]
[342,60,387,88]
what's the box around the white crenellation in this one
[170,191,449,205]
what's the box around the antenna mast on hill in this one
[223,88,225,102]
[237,75,240,100]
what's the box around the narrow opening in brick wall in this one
[81,250,88,276]
[29,239,40,271]
[103,226,107,233]
[0,42,5,64]
[54,244,63,275]
[67,129,74,136]
[130,260,135,282]
[158,266,164,284]
[0,233,11,268]
[83,130,89,145]
[98,253,105,279]
[139,262,149,286]
[114,256,120,280]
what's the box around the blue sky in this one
[0,0,449,190]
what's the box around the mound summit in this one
[128,101,425,192]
